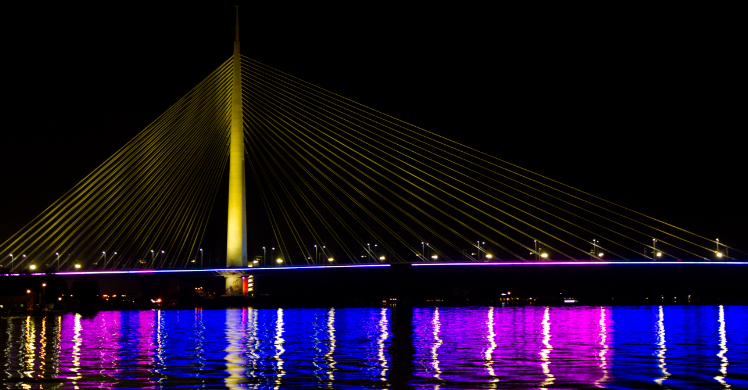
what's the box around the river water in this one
[1,305,746,389]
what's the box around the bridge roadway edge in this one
[1,263,746,309]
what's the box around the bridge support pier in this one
[221,271,251,296]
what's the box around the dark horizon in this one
[1,4,745,262]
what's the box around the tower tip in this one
[235,5,240,42]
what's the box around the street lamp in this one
[367,243,371,263]
[592,239,597,260]
[652,239,657,260]
[262,247,266,267]
[200,248,203,268]
[314,245,318,264]
[55,252,60,270]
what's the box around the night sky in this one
[1,3,745,257]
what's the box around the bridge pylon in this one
[225,6,248,294]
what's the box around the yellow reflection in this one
[23,316,35,378]
[54,316,62,377]
[431,307,443,382]
[655,306,670,385]
[377,307,389,380]
[224,309,246,389]
[275,308,286,389]
[325,308,336,384]
[5,318,13,373]
[485,307,498,387]
[595,307,609,388]
[39,317,46,375]
[539,307,554,387]
[715,305,730,388]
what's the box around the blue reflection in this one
[0,305,746,389]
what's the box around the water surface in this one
[1,305,746,389]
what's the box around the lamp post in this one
[200,248,203,268]
[592,239,597,260]
[652,239,657,260]
[421,242,425,260]
[55,253,60,270]
[102,251,106,268]
[314,245,318,265]
[534,240,538,261]
[262,247,266,267]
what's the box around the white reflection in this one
[431,307,443,382]
[654,306,670,385]
[377,307,389,380]
[324,308,336,384]
[246,308,260,382]
[485,307,498,387]
[715,305,730,388]
[274,308,286,389]
[156,310,165,372]
[224,309,246,389]
[539,307,554,387]
[70,313,82,383]
[595,306,609,388]
[195,309,205,373]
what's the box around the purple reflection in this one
[413,306,617,388]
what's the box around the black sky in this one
[1,3,745,254]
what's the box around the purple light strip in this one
[412,261,748,266]
[49,263,390,276]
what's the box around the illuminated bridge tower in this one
[225,6,248,295]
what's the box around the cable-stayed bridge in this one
[1,12,744,294]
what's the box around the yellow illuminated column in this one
[226,6,247,269]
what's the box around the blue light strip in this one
[412,261,748,266]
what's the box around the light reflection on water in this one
[1,306,746,389]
